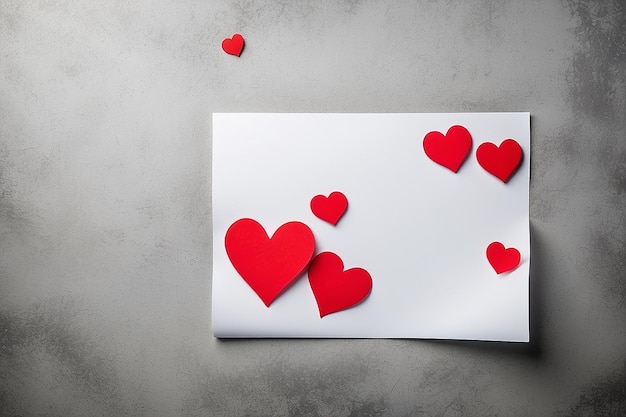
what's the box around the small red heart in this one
[222,34,245,56]
[423,125,473,173]
[225,218,315,306]
[308,252,372,317]
[310,191,348,225]
[486,242,521,274]
[476,139,523,183]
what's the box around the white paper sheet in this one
[212,113,530,341]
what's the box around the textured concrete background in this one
[1,1,624,416]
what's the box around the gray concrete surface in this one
[1,1,624,416]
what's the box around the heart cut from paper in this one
[222,34,245,56]
[476,139,523,183]
[225,218,315,306]
[310,191,348,225]
[486,242,521,274]
[308,251,372,317]
[423,125,473,173]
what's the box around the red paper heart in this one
[423,125,473,173]
[225,218,315,306]
[308,252,372,317]
[476,139,523,183]
[310,191,348,225]
[222,34,245,56]
[486,242,521,274]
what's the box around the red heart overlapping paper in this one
[423,125,473,173]
[310,191,348,225]
[486,242,521,274]
[308,251,372,317]
[225,218,315,306]
[476,139,523,183]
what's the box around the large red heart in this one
[486,242,521,274]
[222,34,245,57]
[423,125,473,173]
[225,218,315,306]
[308,252,372,317]
[476,139,523,183]
[310,191,348,225]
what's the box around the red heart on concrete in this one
[476,139,523,183]
[486,242,521,274]
[423,125,473,173]
[222,34,245,56]
[310,191,348,225]
[225,218,315,306]
[308,252,372,317]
